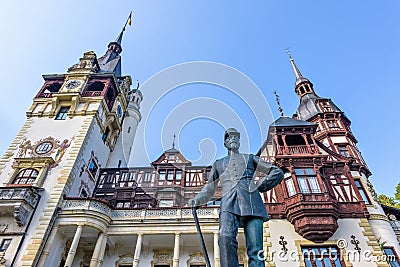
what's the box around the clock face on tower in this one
[65,80,82,89]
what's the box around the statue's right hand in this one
[188,198,199,208]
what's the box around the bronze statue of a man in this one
[189,128,284,267]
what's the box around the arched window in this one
[13,168,39,184]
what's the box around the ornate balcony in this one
[284,193,340,243]
[0,186,41,226]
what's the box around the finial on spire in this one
[286,48,303,79]
[115,12,133,45]
[285,48,310,86]
[172,134,176,149]
[273,90,284,117]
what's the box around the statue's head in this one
[224,128,240,151]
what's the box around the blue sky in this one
[0,1,399,196]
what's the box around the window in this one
[302,246,344,267]
[383,247,400,267]
[159,200,174,207]
[102,127,110,143]
[168,154,175,160]
[127,126,131,133]
[205,170,210,180]
[88,159,99,179]
[129,172,136,181]
[13,168,39,184]
[354,180,371,205]
[44,82,62,94]
[321,102,332,112]
[295,168,321,194]
[0,239,11,252]
[338,145,350,157]
[176,170,182,180]
[285,178,296,197]
[55,107,70,120]
[87,81,105,92]
[327,120,339,128]
[144,172,151,182]
[80,189,88,197]
[206,199,221,206]
[159,170,166,180]
[167,170,174,181]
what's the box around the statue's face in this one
[224,134,240,151]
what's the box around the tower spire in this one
[97,12,132,77]
[273,90,284,117]
[115,11,132,46]
[285,49,316,99]
[286,49,310,86]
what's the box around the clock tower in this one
[0,20,141,266]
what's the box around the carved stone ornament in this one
[187,252,206,265]
[14,203,29,226]
[153,249,173,264]
[68,51,100,73]
[117,254,134,265]
[366,180,378,201]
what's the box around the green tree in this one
[378,182,400,209]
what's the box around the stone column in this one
[132,233,143,267]
[37,223,59,267]
[65,224,83,267]
[97,234,108,267]
[214,232,220,267]
[172,233,181,267]
[89,232,105,267]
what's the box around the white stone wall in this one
[107,106,141,168]
[267,219,381,266]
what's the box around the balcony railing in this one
[63,198,219,221]
[35,92,54,98]
[0,187,40,208]
[277,145,317,155]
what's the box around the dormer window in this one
[321,101,332,112]
[327,120,339,128]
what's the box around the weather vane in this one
[273,90,284,117]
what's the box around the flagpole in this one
[122,11,132,31]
